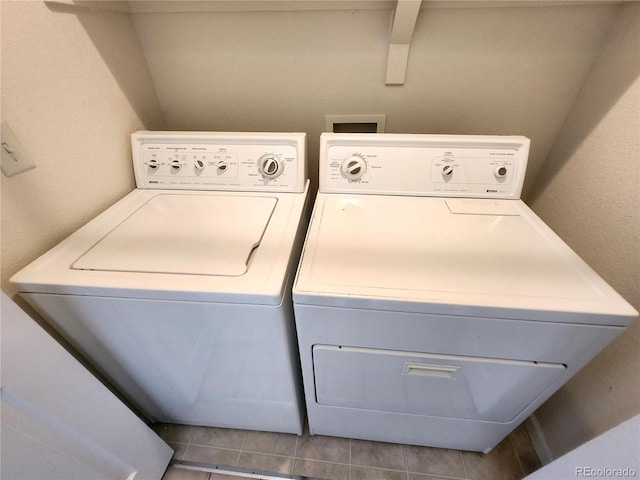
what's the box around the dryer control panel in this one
[132,131,306,192]
[320,133,529,199]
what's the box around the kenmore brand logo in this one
[486,189,497,193]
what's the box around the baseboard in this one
[525,414,555,466]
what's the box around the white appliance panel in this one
[308,195,606,299]
[73,194,276,276]
[292,133,637,452]
[12,186,309,304]
[294,302,626,452]
[295,194,636,323]
[313,345,565,422]
[132,131,306,192]
[12,131,309,434]
[23,293,304,433]
[320,133,529,198]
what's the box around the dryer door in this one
[313,345,566,423]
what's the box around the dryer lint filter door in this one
[72,194,277,276]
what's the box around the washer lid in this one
[72,194,277,276]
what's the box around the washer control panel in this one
[321,133,530,199]
[132,131,306,192]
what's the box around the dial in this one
[441,164,454,178]
[146,158,159,170]
[194,159,206,171]
[341,155,367,181]
[494,165,508,178]
[170,158,182,170]
[217,161,228,172]
[258,154,284,179]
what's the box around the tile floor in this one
[157,422,541,480]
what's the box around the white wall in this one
[130,3,620,194]
[0,1,166,293]
[528,2,640,459]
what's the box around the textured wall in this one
[130,3,620,195]
[528,2,640,459]
[0,1,166,294]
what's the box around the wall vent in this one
[325,114,386,133]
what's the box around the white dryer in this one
[293,133,637,452]
[11,131,310,434]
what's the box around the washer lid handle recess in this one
[72,194,277,276]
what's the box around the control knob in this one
[217,161,228,172]
[194,159,206,171]
[441,164,454,178]
[170,158,182,171]
[495,165,508,178]
[341,155,367,181]
[146,158,159,170]
[258,154,283,179]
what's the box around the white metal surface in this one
[12,188,307,305]
[11,132,309,433]
[313,345,565,422]
[132,131,305,192]
[319,133,529,198]
[294,193,634,323]
[73,194,276,276]
[292,133,637,452]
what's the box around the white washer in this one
[11,131,310,434]
[293,133,637,452]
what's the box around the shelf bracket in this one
[385,0,422,85]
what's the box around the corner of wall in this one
[525,1,640,460]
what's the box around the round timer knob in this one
[341,155,367,181]
[258,154,283,179]
[495,165,508,178]
[170,159,182,170]
[442,165,454,178]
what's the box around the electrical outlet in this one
[1,121,36,177]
